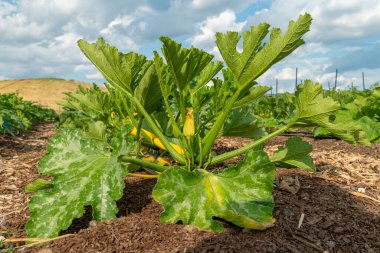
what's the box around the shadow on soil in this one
[186,174,380,253]
[60,178,156,235]
[54,173,379,252]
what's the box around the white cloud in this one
[0,0,258,83]
[0,0,379,89]
[189,9,246,50]
[85,71,104,80]
[74,64,94,72]
[245,0,380,43]
[191,0,257,11]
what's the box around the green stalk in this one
[178,90,187,123]
[121,98,152,142]
[126,93,187,165]
[164,99,182,138]
[209,121,294,166]
[197,137,203,169]
[201,90,242,158]
[140,141,159,150]
[115,84,186,164]
[121,156,170,172]
[135,117,143,158]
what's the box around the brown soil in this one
[1,125,379,252]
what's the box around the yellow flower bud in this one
[129,127,155,140]
[171,143,185,155]
[142,129,156,140]
[183,108,195,139]
[156,157,171,166]
[130,127,138,137]
[153,138,185,155]
[141,156,156,162]
[153,137,165,150]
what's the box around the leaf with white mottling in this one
[153,149,276,232]
[26,128,133,238]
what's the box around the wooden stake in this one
[275,79,278,96]
[362,72,365,90]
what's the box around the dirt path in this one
[1,124,379,252]
[0,123,57,236]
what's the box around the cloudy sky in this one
[1,0,380,92]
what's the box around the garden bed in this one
[1,123,379,252]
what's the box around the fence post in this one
[275,79,278,96]
[362,72,365,90]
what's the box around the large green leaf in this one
[357,116,380,142]
[77,38,146,93]
[271,137,315,171]
[192,61,224,94]
[153,149,276,232]
[160,37,214,91]
[233,86,271,109]
[216,13,312,89]
[153,52,174,100]
[84,121,108,143]
[295,80,340,121]
[295,80,369,145]
[314,112,379,144]
[134,61,162,114]
[223,108,266,139]
[26,128,132,238]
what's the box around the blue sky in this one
[1,0,380,92]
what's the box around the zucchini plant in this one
[0,93,57,135]
[26,13,369,238]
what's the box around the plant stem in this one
[135,117,143,157]
[164,99,182,138]
[108,82,186,165]
[178,90,186,122]
[140,141,159,150]
[121,156,170,172]
[128,173,159,179]
[125,93,187,165]
[209,122,294,166]
[201,90,242,159]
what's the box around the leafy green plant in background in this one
[57,85,125,130]
[251,85,380,142]
[25,13,372,238]
[0,93,57,135]
[250,93,295,132]
[314,86,380,142]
